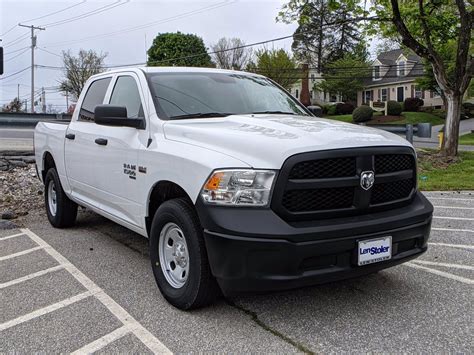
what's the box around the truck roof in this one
[90,66,262,80]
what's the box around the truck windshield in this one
[146,72,309,119]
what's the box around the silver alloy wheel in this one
[158,222,190,289]
[47,180,57,217]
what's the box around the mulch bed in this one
[368,115,403,124]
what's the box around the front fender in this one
[138,137,251,218]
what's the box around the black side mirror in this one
[94,105,144,129]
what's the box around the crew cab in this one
[35,67,433,310]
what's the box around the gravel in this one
[0,165,44,225]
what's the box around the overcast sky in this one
[0,0,297,111]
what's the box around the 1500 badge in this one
[123,163,136,180]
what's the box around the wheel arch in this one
[42,151,56,182]
[145,180,194,237]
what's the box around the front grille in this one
[375,154,414,174]
[371,178,414,205]
[282,187,354,212]
[271,147,416,221]
[289,157,356,179]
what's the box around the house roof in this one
[363,49,423,87]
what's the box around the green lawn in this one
[324,111,444,126]
[459,133,474,146]
[418,149,474,190]
[391,112,445,125]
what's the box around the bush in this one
[326,105,337,115]
[352,106,373,123]
[387,100,402,116]
[461,102,474,120]
[404,97,424,112]
[335,102,355,115]
[419,106,434,113]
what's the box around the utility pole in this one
[66,90,69,111]
[41,86,46,113]
[18,24,45,113]
[17,84,19,99]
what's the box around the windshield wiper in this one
[169,112,233,119]
[250,110,298,115]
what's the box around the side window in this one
[79,77,111,122]
[109,76,144,118]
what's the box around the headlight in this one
[201,169,276,206]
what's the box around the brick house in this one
[357,49,444,108]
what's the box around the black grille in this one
[271,147,417,222]
[282,187,354,212]
[371,178,415,205]
[375,154,414,174]
[289,157,356,179]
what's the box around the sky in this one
[0,0,297,111]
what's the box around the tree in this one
[316,55,370,103]
[247,49,299,90]
[211,37,252,70]
[147,32,212,67]
[2,97,23,112]
[59,49,107,101]
[282,0,473,157]
[277,0,364,71]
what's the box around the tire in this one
[44,168,78,228]
[149,198,220,310]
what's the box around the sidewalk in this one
[414,118,474,144]
[0,138,33,153]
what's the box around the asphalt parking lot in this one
[1,191,473,353]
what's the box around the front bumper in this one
[196,191,433,294]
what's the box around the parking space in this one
[0,192,473,353]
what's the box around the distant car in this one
[34,67,433,310]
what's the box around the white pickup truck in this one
[35,67,433,309]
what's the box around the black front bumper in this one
[196,191,433,295]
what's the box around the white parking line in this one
[0,265,64,289]
[0,291,93,332]
[433,205,474,210]
[0,233,25,241]
[20,228,171,354]
[433,216,474,221]
[432,227,474,233]
[71,325,131,355]
[427,197,474,201]
[406,263,474,285]
[429,242,474,250]
[411,260,474,271]
[0,246,43,261]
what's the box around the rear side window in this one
[109,76,144,118]
[78,77,111,122]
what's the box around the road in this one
[0,128,34,139]
[0,191,473,353]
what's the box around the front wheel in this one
[44,168,78,228]
[149,198,220,310]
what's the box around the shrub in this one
[387,100,402,116]
[404,97,424,112]
[461,102,474,120]
[335,102,355,115]
[352,106,373,123]
[326,105,337,115]
[419,106,434,113]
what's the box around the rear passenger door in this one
[65,76,112,208]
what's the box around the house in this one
[357,49,443,108]
[288,67,342,106]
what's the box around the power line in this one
[37,47,62,58]
[4,47,30,62]
[42,0,235,48]
[22,0,87,24]
[4,46,30,56]
[0,66,31,80]
[40,0,130,28]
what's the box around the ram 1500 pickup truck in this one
[35,67,433,309]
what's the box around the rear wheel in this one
[44,168,78,228]
[149,198,220,310]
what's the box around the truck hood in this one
[163,114,413,168]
